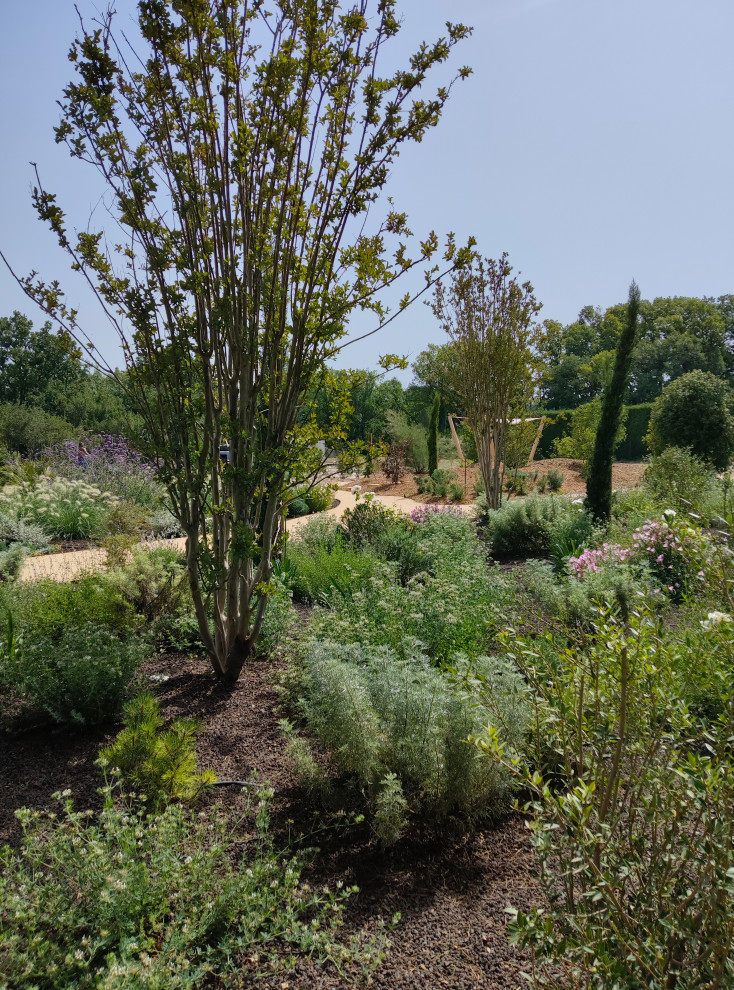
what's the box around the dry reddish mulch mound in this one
[339,458,645,503]
[0,652,540,989]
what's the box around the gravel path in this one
[18,490,449,583]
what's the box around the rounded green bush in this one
[8,623,148,725]
[647,370,734,470]
[287,497,310,518]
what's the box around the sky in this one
[0,0,732,380]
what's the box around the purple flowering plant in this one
[41,434,162,509]
[409,504,465,525]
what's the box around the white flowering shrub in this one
[0,787,386,989]
[307,512,512,664]
[0,477,117,540]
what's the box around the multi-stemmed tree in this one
[5,0,472,681]
[430,253,542,510]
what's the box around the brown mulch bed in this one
[0,652,540,989]
[339,458,646,502]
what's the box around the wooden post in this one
[528,416,546,463]
[448,414,465,462]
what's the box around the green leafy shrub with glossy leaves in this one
[647,369,734,470]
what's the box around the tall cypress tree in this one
[428,391,440,475]
[586,281,641,521]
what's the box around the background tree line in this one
[0,311,141,456]
[539,294,734,409]
[3,290,733,460]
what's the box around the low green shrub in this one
[341,493,400,548]
[288,540,380,603]
[286,497,310,518]
[477,608,734,990]
[303,482,336,513]
[429,468,457,497]
[105,499,151,536]
[291,513,341,554]
[374,522,435,585]
[546,503,595,573]
[643,446,717,516]
[308,512,511,664]
[100,547,189,623]
[99,693,216,810]
[0,513,49,551]
[256,584,296,657]
[415,468,460,499]
[520,558,653,629]
[2,623,148,725]
[545,468,564,493]
[289,482,335,514]
[0,787,384,989]
[486,496,565,558]
[447,481,464,502]
[0,545,27,583]
[1,575,137,642]
[286,640,528,843]
[504,471,530,497]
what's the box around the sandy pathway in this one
[19,490,447,582]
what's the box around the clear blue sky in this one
[1,0,732,378]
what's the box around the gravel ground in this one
[0,651,541,989]
[339,458,646,501]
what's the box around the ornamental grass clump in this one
[285,640,528,843]
[0,476,117,540]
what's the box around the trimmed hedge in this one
[615,404,652,460]
[534,404,652,462]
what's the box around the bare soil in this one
[339,458,646,502]
[0,652,541,989]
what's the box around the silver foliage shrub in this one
[288,639,529,842]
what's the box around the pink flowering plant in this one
[409,504,465,525]
[567,543,632,579]
[628,515,710,599]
